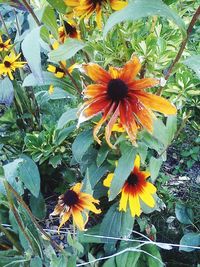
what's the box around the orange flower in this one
[104,155,156,217]
[51,183,101,232]
[58,21,80,43]
[65,0,127,28]
[78,56,176,148]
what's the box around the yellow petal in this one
[145,182,157,194]
[58,211,71,233]
[119,190,128,211]
[103,173,114,187]
[47,65,56,73]
[139,190,155,208]
[142,171,151,179]
[96,4,102,29]
[134,154,140,169]
[55,72,65,78]
[110,0,127,10]
[71,208,85,231]
[72,183,82,193]
[129,194,141,217]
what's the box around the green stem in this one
[0,222,23,253]
[21,0,42,26]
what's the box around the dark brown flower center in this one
[0,43,5,48]
[126,173,139,186]
[63,190,79,206]
[91,0,103,7]
[55,66,65,74]
[107,78,128,102]
[64,21,76,36]
[4,60,11,68]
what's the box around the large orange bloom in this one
[78,56,177,148]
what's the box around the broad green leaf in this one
[54,125,76,145]
[72,129,93,163]
[115,244,141,267]
[22,27,43,83]
[179,232,200,252]
[0,77,14,107]
[49,38,85,62]
[56,108,78,130]
[153,119,168,147]
[166,115,177,144]
[175,203,194,224]
[2,159,24,195]
[30,192,46,220]
[109,144,136,201]
[42,5,58,39]
[103,0,186,37]
[88,162,109,188]
[23,72,74,94]
[46,0,67,13]
[96,144,110,167]
[184,55,200,79]
[30,257,43,267]
[18,155,40,197]
[143,244,164,267]
[100,203,134,241]
[149,156,163,183]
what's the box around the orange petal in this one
[83,84,107,98]
[108,66,123,79]
[129,95,153,133]
[58,211,71,233]
[120,56,141,83]
[83,63,111,84]
[71,208,85,231]
[105,104,120,148]
[128,78,159,90]
[134,91,177,115]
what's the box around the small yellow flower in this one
[51,183,101,232]
[112,120,125,133]
[0,35,12,52]
[0,52,26,80]
[48,85,54,94]
[104,155,157,217]
[47,63,77,78]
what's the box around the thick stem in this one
[21,0,42,26]
[157,5,200,95]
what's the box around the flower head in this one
[47,64,66,78]
[104,155,156,217]
[0,35,12,52]
[51,183,101,231]
[65,0,127,28]
[0,53,26,80]
[78,56,176,148]
[59,21,80,43]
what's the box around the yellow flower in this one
[0,35,12,52]
[65,0,127,29]
[58,21,80,43]
[103,155,157,217]
[51,183,101,232]
[48,85,54,94]
[47,63,77,78]
[0,53,26,80]
[112,120,125,133]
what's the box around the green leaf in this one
[49,38,85,62]
[153,119,168,147]
[103,0,186,37]
[149,156,163,183]
[100,203,134,241]
[42,5,58,39]
[54,125,76,145]
[72,129,93,163]
[109,144,136,201]
[0,77,14,107]
[184,55,200,79]
[30,192,46,220]
[56,108,78,130]
[166,115,177,144]
[22,27,43,82]
[96,144,110,167]
[143,244,164,267]
[23,72,75,95]
[18,155,40,197]
[30,256,43,267]
[2,159,24,195]
[88,162,109,188]
[46,0,67,13]
[175,203,194,224]
[179,232,200,252]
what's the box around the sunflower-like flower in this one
[51,183,101,231]
[47,63,77,78]
[65,0,127,28]
[104,155,156,217]
[0,53,26,80]
[78,56,177,148]
[59,21,80,43]
[0,35,12,52]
